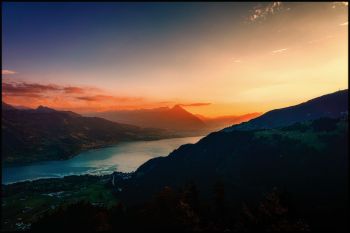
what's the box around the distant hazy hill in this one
[196,112,262,131]
[89,105,207,133]
[89,105,260,134]
[2,103,173,165]
[224,89,348,131]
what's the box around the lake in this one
[2,136,203,184]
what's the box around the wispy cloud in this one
[63,86,85,94]
[76,95,142,102]
[331,2,348,9]
[233,59,241,63]
[248,2,283,22]
[179,103,211,107]
[308,35,334,44]
[2,80,101,98]
[271,48,288,54]
[340,22,348,26]
[2,69,17,75]
[2,79,147,112]
[2,81,60,97]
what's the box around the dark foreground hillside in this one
[30,185,312,232]
[119,117,348,232]
[4,117,346,232]
[224,89,348,131]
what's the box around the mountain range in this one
[88,105,259,134]
[1,101,260,165]
[88,105,206,133]
[1,103,175,165]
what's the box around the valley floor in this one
[1,174,118,231]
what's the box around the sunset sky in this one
[2,2,348,117]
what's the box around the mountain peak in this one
[171,104,185,111]
[169,104,194,115]
[36,105,56,113]
[92,103,206,131]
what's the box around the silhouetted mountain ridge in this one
[89,105,206,133]
[224,89,348,131]
[1,103,174,165]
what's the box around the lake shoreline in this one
[2,136,203,185]
[2,172,112,185]
[2,134,206,168]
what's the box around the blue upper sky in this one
[3,2,253,73]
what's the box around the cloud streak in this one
[248,2,283,22]
[340,22,348,26]
[2,70,17,75]
[76,95,142,102]
[271,48,288,54]
[2,81,98,97]
[2,79,149,112]
[179,103,211,107]
[64,87,85,94]
[2,81,59,97]
[308,35,334,44]
[331,2,348,9]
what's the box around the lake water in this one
[2,136,203,184]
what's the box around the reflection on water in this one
[2,136,202,184]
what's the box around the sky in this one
[2,2,348,117]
